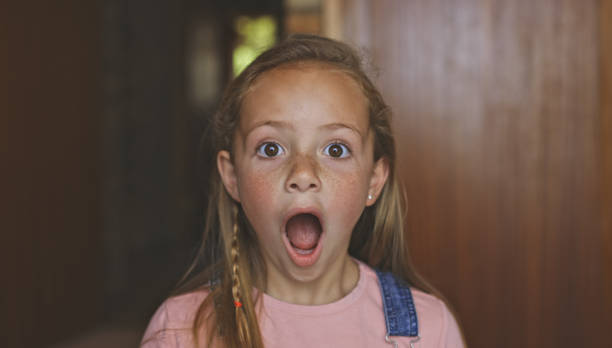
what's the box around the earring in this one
[368,194,373,200]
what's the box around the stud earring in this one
[368,194,373,200]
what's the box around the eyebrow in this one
[244,120,364,139]
[318,122,364,138]
[244,120,295,136]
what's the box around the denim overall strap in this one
[375,269,419,338]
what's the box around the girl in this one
[142,34,465,348]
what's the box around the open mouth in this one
[286,213,322,253]
[283,212,323,267]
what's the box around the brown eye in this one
[325,143,349,158]
[257,142,284,158]
[265,143,279,156]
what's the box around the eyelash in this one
[323,142,351,158]
[255,141,352,158]
[256,142,285,158]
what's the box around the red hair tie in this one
[234,300,243,308]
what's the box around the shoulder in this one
[163,290,210,325]
[140,290,210,348]
[411,289,465,347]
[357,262,464,347]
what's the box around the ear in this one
[217,150,241,202]
[366,157,389,207]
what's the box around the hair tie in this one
[234,300,243,308]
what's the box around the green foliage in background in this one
[233,16,277,76]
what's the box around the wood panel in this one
[339,0,607,347]
[601,0,612,335]
[0,2,103,347]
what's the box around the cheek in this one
[239,172,269,199]
[325,171,370,222]
[325,160,370,195]
[236,166,280,216]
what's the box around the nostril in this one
[286,158,320,192]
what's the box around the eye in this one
[256,142,285,158]
[323,143,350,158]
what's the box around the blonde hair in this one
[174,34,436,348]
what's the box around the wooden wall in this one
[601,0,612,339]
[338,0,610,347]
[1,1,195,346]
[1,2,103,347]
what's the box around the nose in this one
[285,153,321,193]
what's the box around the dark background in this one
[1,1,610,347]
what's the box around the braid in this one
[231,220,242,308]
[230,206,249,345]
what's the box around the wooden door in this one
[1,2,103,347]
[335,0,611,347]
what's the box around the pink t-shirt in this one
[142,262,464,347]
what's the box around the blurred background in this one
[1,0,610,347]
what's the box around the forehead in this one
[239,62,369,132]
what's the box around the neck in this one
[264,255,360,305]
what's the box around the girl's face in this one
[218,63,388,301]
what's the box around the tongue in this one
[286,214,321,250]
